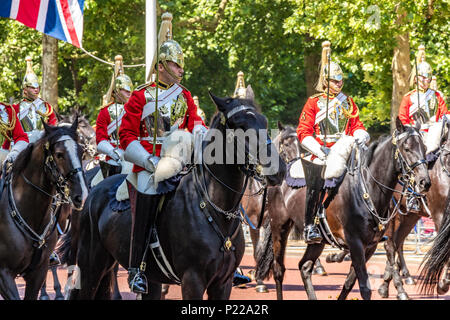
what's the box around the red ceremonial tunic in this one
[1,99,56,150]
[119,82,205,172]
[0,103,29,149]
[95,102,123,161]
[296,93,366,147]
[398,89,448,126]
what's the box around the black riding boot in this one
[304,188,323,244]
[127,183,160,294]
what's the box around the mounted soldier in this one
[119,12,206,294]
[2,57,57,152]
[0,102,29,165]
[94,55,134,182]
[398,45,448,212]
[297,41,370,244]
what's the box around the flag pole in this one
[146,0,157,82]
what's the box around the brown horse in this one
[256,118,431,300]
[0,121,88,300]
[378,119,450,299]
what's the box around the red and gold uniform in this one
[297,93,366,148]
[119,81,205,172]
[0,102,29,163]
[399,89,447,127]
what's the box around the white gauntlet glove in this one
[124,140,159,173]
[301,136,326,160]
[353,129,370,146]
[4,140,28,163]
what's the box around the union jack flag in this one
[0,0,85,48]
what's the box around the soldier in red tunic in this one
[119,13,206,294]
[398,45,447,130]
[398,45,448,213]
[297,41,370,244]
[2,57,57,151]
[0,102,29,164]
[95,55,133,178]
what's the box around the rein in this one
[358,129,427,230]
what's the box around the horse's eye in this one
[55,152,65,160]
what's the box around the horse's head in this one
[394,117,431,193]
[41,118,89,210]
[209,87,286,186]
[274,121,301,164]
[58,111,97,160]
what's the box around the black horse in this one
[66,91,286,300]
[378,119,450,299]
[257,118,431,299]
[0,120,88,300]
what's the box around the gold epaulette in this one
[135,82,152,91]
[310,93,324,99]
[177,83,188,92]
[405,89,416,96]
[100,101,114,110]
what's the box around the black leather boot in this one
[304,188,323,244]
[127,183,159,294]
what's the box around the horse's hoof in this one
[343,254,351,261]
[255,285,268,293]
[325,254,334,263]
[397,292,409,300]
[437,281,449,295]
[404,277,416,285]
[39,295,50,301]
[236,284,247,289]
[377,287,389,299]
[313,267,327,276]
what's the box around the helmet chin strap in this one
[161,60,182,83]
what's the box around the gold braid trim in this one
[340,98,359,119]
[0,105,17,141]
[35,102,53,120]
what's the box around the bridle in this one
[438,116,450,177]
[359,128,428,231]
[5,134,83,254]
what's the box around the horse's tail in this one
[56,209,82,266]
[255,218,274,281]
[419,204,450,294]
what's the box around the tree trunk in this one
[390,9,410,133]
[304,35,320,98]
[41,34,58,110]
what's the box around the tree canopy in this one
[0,0,448,134]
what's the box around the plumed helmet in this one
[22,56,40,89]
[315,41,344,92]
[410,45,433,87]
[104,55,133,104]
[233,71,247,99]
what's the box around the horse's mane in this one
[12,125,78,176]
[362,134,388,167]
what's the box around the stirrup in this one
[304,224,322,244]
[129,270,148,294]
[49,251,61,267]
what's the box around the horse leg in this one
[437,263,450,295]
[0,269,21,300]
[337,266,357,300]
[51,266,64,300]
[23,265,50,300]
[272,219,293,300]
[111,263,122,300]
[298,243,325,300]
[340,240,371,300]
[378,239,395,298]
[396,214,420,285]
[142,282,162,300]
[181,269,206,300]
[94,267,116,300]
[161,284,170,299]
[313,258,327,276]
[207,279,233,300]
[250,228,267,293]
[39,279,50,300]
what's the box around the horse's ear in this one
[277,120,285,131]
[395,117,405,133]
[42,118,52,135]
[71,114,79,132]
[208,91,228,113]
[245,85,254,101]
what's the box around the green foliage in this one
[0,0,447,133]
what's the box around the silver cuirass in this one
[107,103,125,143]
[19,99,48,132]
[316,95,350,142]
[142,85,188,143]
